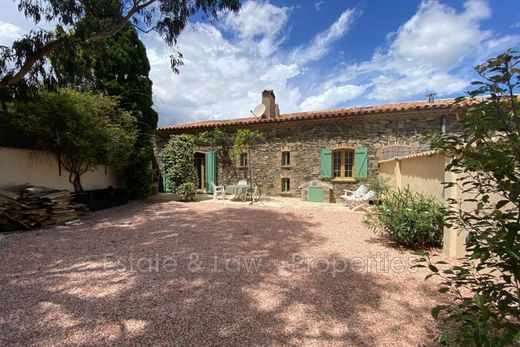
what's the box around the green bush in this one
[363,188,446,248]
[163,135,197,202]
[177,182,197,202]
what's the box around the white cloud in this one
[145,1,358,125]
[223,1,289,40]
[0,20,22,46]
[148,0,518,125]
[146,22,302,125]
[2,0,516,126]
[290,9,357,64]
[389,0,491,72]
[300,84,368,111]
[314,0,516,102]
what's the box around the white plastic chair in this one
[238,179,248,185]
[211,182,225,200]
[338,185,368,205]
[343,190,376,211]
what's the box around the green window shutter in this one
[205,151,216,193]
[162,157,170,192]
[320,148,332,180]
[354,147,368,179]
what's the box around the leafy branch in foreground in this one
[0,0,241,92]
[419,49,519,346]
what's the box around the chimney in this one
[426,92,437,103]
[262,90,279,118]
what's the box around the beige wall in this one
[379,152,468,257]
[0,147,121,191]
[379,152,447,201]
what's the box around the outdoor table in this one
[225,184,250,201]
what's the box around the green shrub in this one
[363,188,446,248]
[163,135,197,202]
[176,182,197,202]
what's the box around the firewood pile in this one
[0,185,88,231]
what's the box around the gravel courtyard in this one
[0,199,448,346]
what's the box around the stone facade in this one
[155,109,461,200]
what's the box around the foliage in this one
[163,135,197,201]
[361,175,389,196]
[122,137,155,199]
[49,12,158,199]
[193,127,232,152]
[364,188,446,248]
[176,181,197,202]
[7,88,137,192]
[419,50,520,346]
[0,0,241,95]
[231,129,264,158]
[231,129,263,191]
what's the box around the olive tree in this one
[8,88,137,192]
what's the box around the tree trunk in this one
[69,171,84,193]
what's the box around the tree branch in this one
[2,0,157,87]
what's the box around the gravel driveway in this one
[0,200,447,346]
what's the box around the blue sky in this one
[0,0,519,126]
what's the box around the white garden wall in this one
[0,147,121,191]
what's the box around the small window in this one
[281,178,290,192]
[282,151,290,166]
[239,153,248,166]
[333,149,355,178]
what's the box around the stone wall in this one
[156,111,460,199]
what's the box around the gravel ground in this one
[0,200,450,346]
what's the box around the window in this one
[333,149,354,178]
[239,153,248,167]
[282,151,290,166]
[382,145,410,160]
[281,178,290,192]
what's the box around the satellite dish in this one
[250,104,265,118]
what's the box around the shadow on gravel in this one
[0,200,438,346]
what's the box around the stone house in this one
[155,90,460,201]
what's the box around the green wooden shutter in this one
[320,148,332,180]
[162,157,170,192]
[354,147,368,179]
[205,151,216,193]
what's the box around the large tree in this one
[0,0,241,93]
[49,4,159,198]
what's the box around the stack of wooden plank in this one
[0,185,88,231]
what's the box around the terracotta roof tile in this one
[157,98,458,133]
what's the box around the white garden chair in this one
[338,185,368,205]
[211,182,226,200]
[343,190,376,211]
